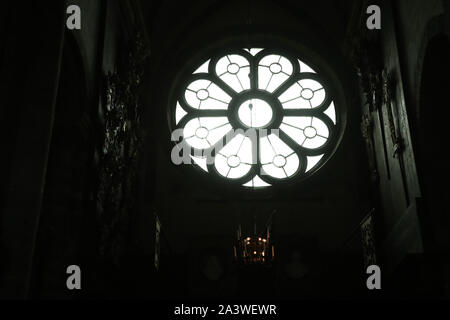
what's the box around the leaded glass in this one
[173,48,340,188]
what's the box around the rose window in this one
[173,48,340,188]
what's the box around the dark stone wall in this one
[27,0,150,299]
[367,0,450,297]
[347,0,449,298]
[27,0,108,299]
[0,0,146,299]
[0,2,66,299]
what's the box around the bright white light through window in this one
[238,99,273,128]
[173,48,339,188]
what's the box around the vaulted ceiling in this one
[141,0,361,72]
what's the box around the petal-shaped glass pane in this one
[215,134,252,179]
[216,54,251,93]
[183,117,231,149]
[280,117,329,148]
[279,79,326,109]
[258,55,293,93]
[301,117,329,149]
[185,79,231,109]
[259,134,299,178]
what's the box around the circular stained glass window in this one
[172,48,341,188]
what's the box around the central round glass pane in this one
[237,98,273,128]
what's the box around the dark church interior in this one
[1,0,450,308]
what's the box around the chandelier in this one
[233,223,274,265]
